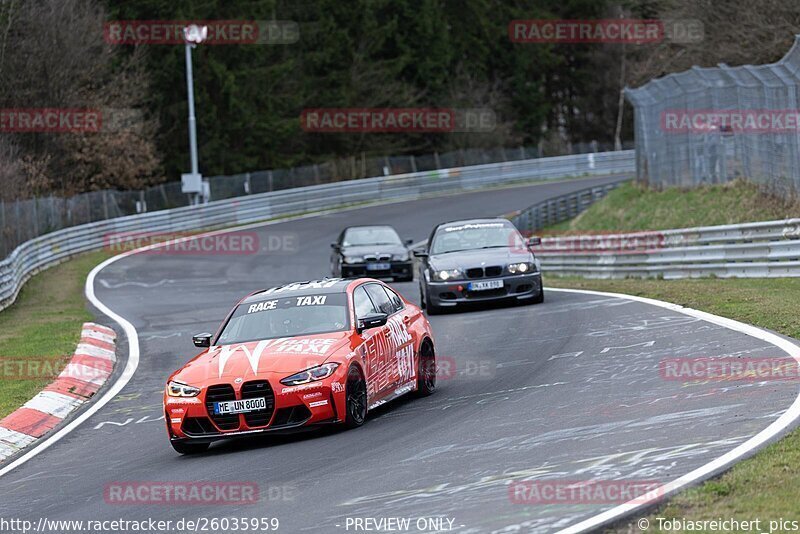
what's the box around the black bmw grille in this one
[485,266,502,277]
[241,380,275,427]
[466,266,503,278]
[466,268,483,279]
[205,384,239,430]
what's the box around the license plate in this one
[366,262,391,271]
[468,280,504,291]
[213,397,266,415]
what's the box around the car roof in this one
[243,278,352,302]
[343,225,398,232]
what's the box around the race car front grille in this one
[241,380,275,427]
[271,405,312,427]
[205,384,239,430]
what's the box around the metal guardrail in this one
[508,180,630,233]
[535,219,800,279]
[0,150,635,311]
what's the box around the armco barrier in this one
[0,150,635,311]
[534,219,800,279]
[508,180,630,233]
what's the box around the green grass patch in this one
[546,180,799,234]
[0,250,111,418]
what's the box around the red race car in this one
[163,278,436,454]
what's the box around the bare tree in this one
[0,0,161,199]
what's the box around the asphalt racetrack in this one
[1,175,797,534]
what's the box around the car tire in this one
[532,285,544,304]
[344,364,367,429]
[426,301,443,315]
[170,440,210,455]
[415,340,436,397]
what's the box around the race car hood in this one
[428,247,533,271]
[340,244,408,258]
[171,331,352,386]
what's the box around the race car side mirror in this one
[526,236,542,247]
[192,333,212,348]
[357,313,388,334]
[413,250,428,258]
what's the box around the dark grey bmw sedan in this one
[414,218,543,314]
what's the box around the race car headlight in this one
[432,268,462,281]
[392,252,409,261]
[167,381,201,397]
[343,256,363,264]
[507,262,534,274]
[280,363,340,386]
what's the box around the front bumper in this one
[341,261,413,279]
[164,376,347,444]
[425,272,542,307]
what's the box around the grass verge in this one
[546,180,799,233]
[0,250,111,418]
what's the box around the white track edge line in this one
[547,287,800,534]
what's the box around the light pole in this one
[181,24,208,205]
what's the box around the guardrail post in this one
[0,200,5,258]
[14,200,21,245]
[102,191,109,220]
[32,197,39,237]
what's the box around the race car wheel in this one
[170,440,210,455]
[421,284,443,315]
[344,365,367,428]
[415,340,436,397]
[532,283,544,304]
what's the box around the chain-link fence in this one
[625,35,800,194]
[3,141,632,259]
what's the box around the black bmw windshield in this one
[343,227,402,246]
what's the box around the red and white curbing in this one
[0,323,116,462]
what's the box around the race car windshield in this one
[216,293,350,344]
[430,223,524,254]
[343,227,402,246]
